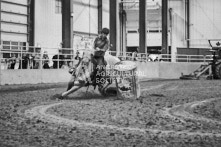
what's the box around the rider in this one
[90,28,110,87]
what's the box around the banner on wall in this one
[73,35,95,51]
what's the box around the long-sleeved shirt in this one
[93,35,109,57]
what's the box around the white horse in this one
[61,49,120,98]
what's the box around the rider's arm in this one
[99,40,109,52]
[93,37,99,50]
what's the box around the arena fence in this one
[0,44,213,71]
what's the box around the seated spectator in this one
[19,53,29,69]
[141,54,147,62]
[29,53,35,69]
[9,53,17,69]
[135,53,142,61]
[14,58,20,69]
[42,51,50,69]
[154,57,159,62]
[52,50,64,69]
[147,54,153,62]
[64,55,72,68]
[34,52,41,69]
[132,50,138,61]
[126,53,132,60]
[61,55,70,69]
[120,57,126,61]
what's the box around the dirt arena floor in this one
[1,79,221,147]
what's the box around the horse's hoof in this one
[51,94,63,100]
[98,88,106,96]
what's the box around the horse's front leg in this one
[62,81,84,97]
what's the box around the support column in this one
[109,0,117,52]
[62,0,73,50]
[122,10,126,55]
[0,0,1,85]
[170,8,177,62]
[28,0,35,47]
[162,0,168,54]
[185,0,190,48]
[139,0,147,53]
[120,2,126,55]
[98,0,102,33]
[0,0,1,44]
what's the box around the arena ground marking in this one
[165,98,221,125]
[24,101,221,137]
[141,84,166,91]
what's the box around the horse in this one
[61,49,120,98]
[95,50,121,95]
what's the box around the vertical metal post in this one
[98,0,102,33]
[122,10,126,55]
[21,46,23,69]
[109,0,117,52]
[0,43,2,86]
[29,0,35,46]
[139,0,147,53]
[40,49,42,69]
[185,0,190,49]
[162,0,168,54]
[120,2,126,55]
[62,0,73,51]
[57,49,59,69]
[0,0,1,44]
[120,2,123,54]
[0,0,1,85]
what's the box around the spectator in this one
[34,51,41,69]
[14,58,20,69]
[132,50,138,61]
[19,53,29,69]
[42,51,50,69]
[119,56,126,61]
[52,50,64,69]
[29,53,35,69]
[9,53,17,69]
[61,55,70,69]
[65,55,72,68]
[136,53,142,61]
[126,53,132,60]
[147,54,153,62]
[141,54,147,62]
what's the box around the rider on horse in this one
[58,28,111,99]
[89,28,110,88]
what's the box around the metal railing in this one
[0,44,214,70]
[0,45,77,70]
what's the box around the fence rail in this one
[0,44,214,70]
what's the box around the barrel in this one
[114,61,140,99]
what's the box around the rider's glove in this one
[68,67,76,75]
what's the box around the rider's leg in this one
[62,81,84,97]
[90,56,99,86]
[96,56,106,75]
